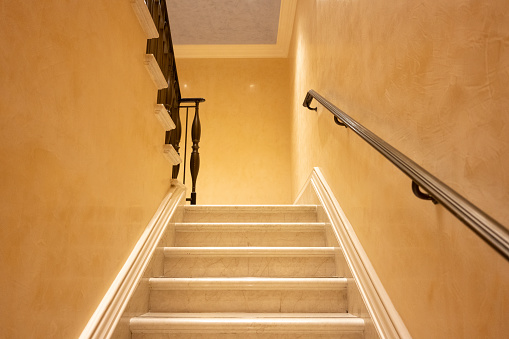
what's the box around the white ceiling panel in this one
[167,0,281,45]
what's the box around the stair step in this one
[149,278,347,313]
[130,313,364,337]
[183,205,318,223]
[175,223,326,232]
[174,223,327,247]
[163,247,338,278]
[150,277,347,290]
[127,204,364,338]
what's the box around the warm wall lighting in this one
[250,84,255,88]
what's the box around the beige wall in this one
[289,0,509,338]
[2,0,508,337]
[0,1,172,337]
[176,58,292,205]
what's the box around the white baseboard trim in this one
[295,168,412,339]
[79,180,186,339]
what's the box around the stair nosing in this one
[163,246,338,257]
[137,312,358,319]
[175,222,326,232]
[149,277,348,290]
[184,205,318,211]
[130,313,364,333]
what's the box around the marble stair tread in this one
[163,246,338,257]
[137,312,360,318]
[130,312,364,333]
[175,222,326,232]
[183,205,318,223]
[184,205,318,212]
[162,247,339,278]
[149,277,348,290]
[174,223,328,247]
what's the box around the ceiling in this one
[167,0,280,45]
[167,0,297,58]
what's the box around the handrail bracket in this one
[303,93,318,111]
[334,116,347,128]
[412,181,438,205]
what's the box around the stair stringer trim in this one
[79,180,186,339]
[294,167,412,339]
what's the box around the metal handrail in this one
[303,89,509,260]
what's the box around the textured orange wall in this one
[289,0,509,338]
[176,58,292,205]
[0,1,172,337]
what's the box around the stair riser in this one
[175,231,326,247]
[164,256,336,278]
[133,332,363,339]
[183,212,317,223]
[150,290,347,313]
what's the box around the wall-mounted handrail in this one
[303,89,509,260]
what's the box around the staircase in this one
[129,205,366,338]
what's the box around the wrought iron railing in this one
[304,89,509,260]
[145,0,204,204]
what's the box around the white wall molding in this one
[79,181,186,339]
[154,104,176,131]
[295,168,412,339]
[130,0,159,39]
[174,0,297,58]
[144,54,168,90]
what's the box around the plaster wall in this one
[176,58,292,205]
[289,1,509,338]
[0,1,172,337]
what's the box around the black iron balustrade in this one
[145,0,180,111]
[304,89,509,260]
[144,0,204,204]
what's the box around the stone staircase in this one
[129,205,365,338]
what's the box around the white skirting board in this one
[294,168,412,339]
[79,181,186,339]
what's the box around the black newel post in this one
[180,98,205,205]
[189,103,201,205]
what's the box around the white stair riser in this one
[133,333,363,339]
[183,207,317,223]
[164,256,337,278]
[149,289,347,313]
[175,231,327,247]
